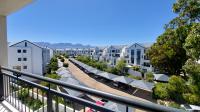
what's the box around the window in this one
[17,49,21,53]
[25,42,27,47]
[137,49,141,65]
[143,62,150,67]
[131,50,134,56]
[23,66,27,69]
[18,58,21,61]
[23,49,27,53]
[115,54,120,57]
[23,58,27,61]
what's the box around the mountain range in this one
[34,42,94,49]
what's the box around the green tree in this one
[115,59,126,75]
[167,76,187,102]
[184,23,200,60]
[63,63,69,67]
[132,66,140,71]
[147,28,188,75]
[165,0,200,29]
[148,0,200,75]
[47,57,58,73]
[183,23,200,94]
[145,72,154,82]
[153,83,169,100]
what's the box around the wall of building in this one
[54,43,153,72]
[8,41,43,75]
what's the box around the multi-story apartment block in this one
[100,45,125,66]
[91,47,104,61]
[8,40,53,75]
[120,43,153,72]
[54,43,153,72]
[94,43,153,72]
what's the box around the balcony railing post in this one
[47,83,53,112]
[0,66,4,101]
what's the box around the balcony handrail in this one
[0,66,182,112]
[2,72,113,112]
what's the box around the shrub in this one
[153,83,169,100]
[63,63,69,67]
[132,66,140,71]
[63,53,69,58]
[115,59,126,74]
[61,58,65,62]
[47,56,58,73]
[167,76,187,101]
[168,102,181,109]
[40,74,61,90]
[127,74,142,80]
[105,67,119,75]
[145,72,154,82]
[58,56,62,59]
[46,74,61,79]
[183,93,200,105]
[18,89,43,110]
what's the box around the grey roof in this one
[153,74,169,82]
[60,77,85,97]
[128,69,142,77]
[9,40,44,49]
[57,70,70,75]
[104,101,134,112]
[127,43,153,49]
[61,72,72,78]
[78,62,87,67]
[84,65,95,71]
[129,80,154,92]
[109,45,126,50]
[88,68,103,74]
[97,72,118,79]
[112,76,134,84]
[57,67,67,73]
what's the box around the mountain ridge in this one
[34,42,94,49]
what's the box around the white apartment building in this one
[8,40,53,75]
[91,47,104,61]
[100,45,125,66]
[120,43,153,72]
[96,43,153,72]
[54,43,153,72]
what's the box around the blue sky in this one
[8,0,176,46]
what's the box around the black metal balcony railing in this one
[0,66,182,112]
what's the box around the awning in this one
[97,72,118,79]
[112,76,134,84]
[129,80,154,92]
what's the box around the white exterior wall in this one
[49,48,53,59]
[8,41,44,75]
[125,44,153,72]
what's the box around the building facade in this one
[53,43,153,72]
[8,40,53,75]
[120,43,153,72]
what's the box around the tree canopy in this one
[151,0,200,106]
[115,59,126,75]
[148,0,200,75]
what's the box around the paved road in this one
[64,59,154,112]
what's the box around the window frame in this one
[17,49,21,53]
